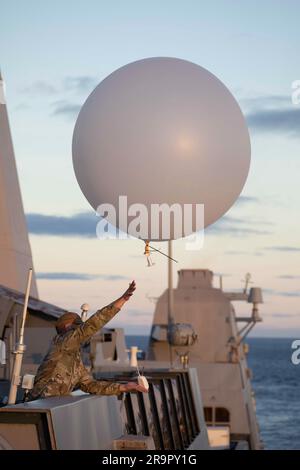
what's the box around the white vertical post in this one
[8,268,33,405]
[168,241,174,367]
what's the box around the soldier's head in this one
[55,312,83,334]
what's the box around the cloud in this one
[222,215,273,227]
[26,211,124,238]
[277,275,300,280]
[235,195,260,205]
[246,95,300,137]
[278,291,300,297]
[21,81,57,95]
[264,246,300,252]
[21,75,97,119]
[271,313,297,318]
[36,272,129,281]
[98,274,130,281]
[224,250,264,256]
[26,211,273,240]
[27,212,96,238]
[64,76,97,92]
[264,288,300,297]
[52,101,81,119]
[247,108,300,136]
[22,75,97,97]
[243,94,290,109]
[207,215,272,237]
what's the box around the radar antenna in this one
[241,272,253,294]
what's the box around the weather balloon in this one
[72,57,250,241]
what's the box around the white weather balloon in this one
[72,57,250,241]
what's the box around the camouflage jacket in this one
[29,303,121,399]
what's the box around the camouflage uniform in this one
[29,303,121,399]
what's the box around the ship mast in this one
[167,240,174,366]
[0,71,38,297]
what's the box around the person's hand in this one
[122,280,136,301]
[114,281,136,310]
[120,381,148,393]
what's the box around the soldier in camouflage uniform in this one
[29,281,147,399]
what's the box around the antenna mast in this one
[8,268,33,405]
[168,241,174,367]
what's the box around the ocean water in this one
[247,338,300,450]
[126,336,300,450]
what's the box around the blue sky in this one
[1,0,300,336]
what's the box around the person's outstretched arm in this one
[78,371,148,396]
[64,281,136,350]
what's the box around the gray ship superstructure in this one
[147,269,263,449]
